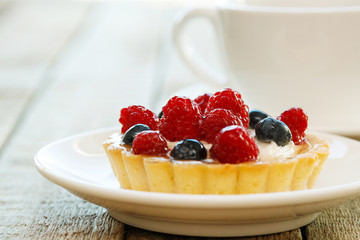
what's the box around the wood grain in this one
[125,225,303,240]
[0,168,125,240]
[0,1,165,168]
[305,196,360,240]
[0,1,89,151]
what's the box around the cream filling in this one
[107,131,301,163]
[257,140,298,162]
[248,129,300,162]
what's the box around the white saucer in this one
[34,127,360,237]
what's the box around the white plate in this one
[34,127,360,237]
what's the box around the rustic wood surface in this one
[0,1,359,239]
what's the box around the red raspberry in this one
[277,107,308,145]
[119,105,159,134]
[132,131,168,155]
[159,96,202,141]
[205,88,249,128]
[200,109,243,143]
[210,125,259,164]
[194,93,212,114]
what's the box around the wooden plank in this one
[0,1,90,151]
[0,168,125,240]
[0,2,167,168]
[125,225,303,240]
[304,196,360,240]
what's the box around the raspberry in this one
[119,105,159,134]
[210,125,259,163]
[132,131,168,155]
[200,109,243,143]
[205,88,249,128]
[159,96,202,141]
[277,107,308,145]
[194,93,212,114]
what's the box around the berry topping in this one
[210,125,259,164]
[249,110,270,129]
[170,139,207,160]
[119,105,159,134]
[159,96,202,141]
[132,131,168,155]
[194,93,212,114]
[121,124,151,145]
[277,107,308,145]
[205,88,249,128]
[200,109,242,143]
[255,118,292,146]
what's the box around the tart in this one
[103,88,330,194]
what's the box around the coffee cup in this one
[173,2,360,135]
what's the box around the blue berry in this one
[170,139,207,160]
[122,124,151,145]
[249,110,269,129]
[255,118,292,146]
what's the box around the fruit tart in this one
[103,88,329,194]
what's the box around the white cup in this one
[173,2,360,135]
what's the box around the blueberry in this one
[122,124,151,145]
[249,110,270,129]
[170,139,207,160]
[158,111,163,119]
[255,118,292,146]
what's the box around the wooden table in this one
[1,1,359,239]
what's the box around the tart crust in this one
[103,134,329,194]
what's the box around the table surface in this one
[1,1,359,239]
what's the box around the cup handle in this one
[173,7,227,88]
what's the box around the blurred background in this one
[0,0,224,164]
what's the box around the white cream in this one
[168,137,297,163]
[247,129,298,162]
[109,130,299,163]
[257,140,296,162]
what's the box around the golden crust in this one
[103,134,329,194]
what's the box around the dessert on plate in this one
[103,88,329,194]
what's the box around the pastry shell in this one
[103,134,329,194]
